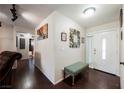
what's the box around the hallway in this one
[9,59,120,89]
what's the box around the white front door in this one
[87,31,118,75]
[93,31,118,75]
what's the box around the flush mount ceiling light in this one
[83,7,96,17]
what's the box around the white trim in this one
[34,63,55,85]
[54,78,63,85]
[86,27,117,36]
[54,74,70,85]
[88,64,94,69]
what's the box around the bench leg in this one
[72,75,75,85]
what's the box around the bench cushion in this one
[64,62,88,75]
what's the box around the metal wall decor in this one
[69,28,80,48]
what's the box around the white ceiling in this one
[57,4,122,28]
[0,4,62,29]
[0,4,122,30]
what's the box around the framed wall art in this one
[120,9,123,28]
[0,21,1,27]
[61,32,67,41]
[37,23,48,40]
[16,36,18,47]
[81,37,85,44]
[69,28,80,48]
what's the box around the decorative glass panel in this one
[102,38,106,60]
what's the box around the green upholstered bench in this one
[64,62,88,85]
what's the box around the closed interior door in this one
[18,36,29,59]
[92,31,117,75]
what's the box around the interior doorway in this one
[29,39,35,58]
[16,33,35,59]
[86,30,119,75]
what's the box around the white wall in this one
[86,21,119,34]
[0,23,16,52]
[53,12,85,84]
[0,23,34,53]
[14,26,34,34]
[86,21,120,76]
[120,5,124,89]
[120,6,124,63]
[35,12,56,84]
[0,23,34,68]
[35,11,85,84]
[0,23,17,69]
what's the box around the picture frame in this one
[81,37,85,43]
[61,32,67,41]
[120,9,123,28]
[0,21,1,27]
[37,23,48,40]
[16,36,18,47]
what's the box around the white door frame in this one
[86,35,94,68]
[17,33,30,59]
[86,28,120,76]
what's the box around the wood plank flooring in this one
[4,59,120,89]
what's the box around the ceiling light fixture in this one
[83,7,96,17]
[10,4,18,22]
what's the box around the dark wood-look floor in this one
[7,59,120,89]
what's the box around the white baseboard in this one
[54,78,63,85]
[54,75,70,85]
[34,63,55,85]
[89,65,94,69]
[89,66,120,77]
